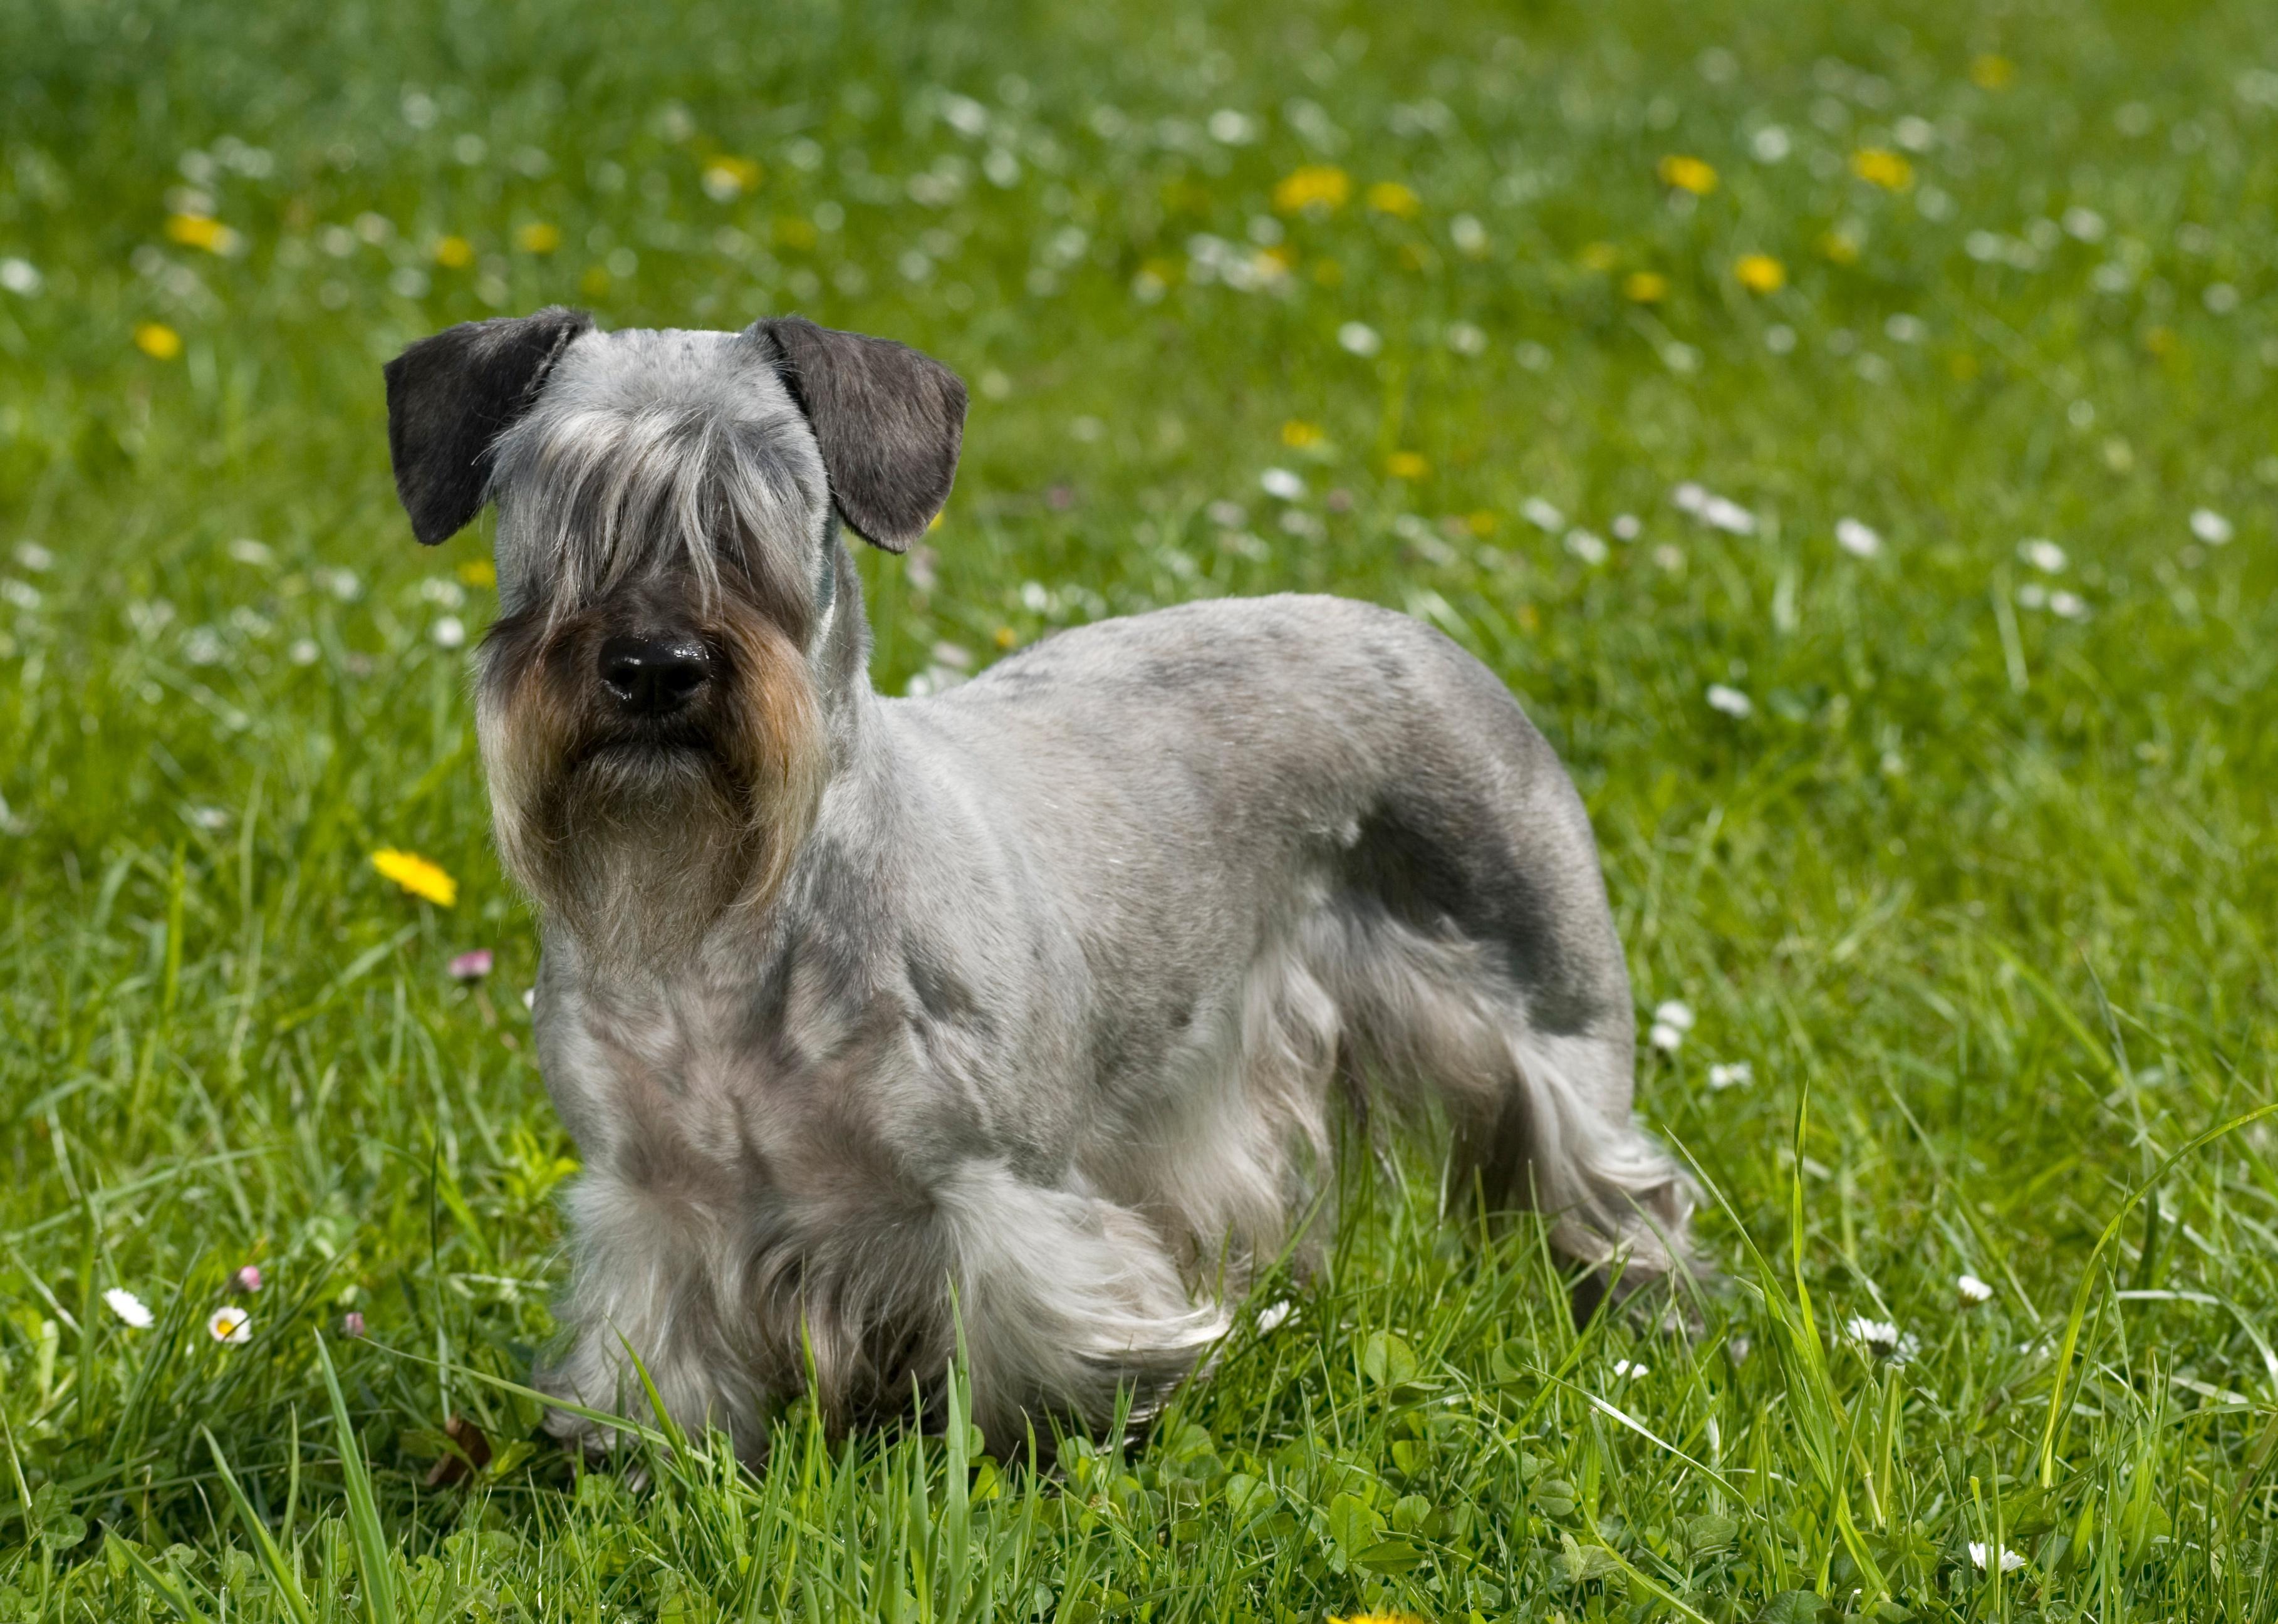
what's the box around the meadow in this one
[4,0,2277,1616]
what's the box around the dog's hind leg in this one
[1321,909,1695,1281]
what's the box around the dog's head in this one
[383,310,965,959]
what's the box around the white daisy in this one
[1969,1543,2026,1573]
[1835,518,1883,558]
[1611,1358,1648,1379]
[1654,1000,1696,1032]
[1522,497,1565,531]
[1255,1299,1293,1333]
[1702,496,1757,534]
[2019,538,2067,573]
[1336,321,1382,357]
[1259,467,1306,501]
[1708,1061,1753,1090]
[1957,1273,1995,1306]
[2048,590,2089,621]
[2189,508,2234,544]
[1564,529,1608,565]
[105,1288,154,1329]
[431,615,466,649]
[1845,1316,1920,1362]
[207,1306,252,1344]
[1705,683,1754,718]
[1846,1315,1898,1348]
[1649,1022,1685,1053]
[1611,513,1641,541]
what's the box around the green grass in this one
[4,0,2277,1616]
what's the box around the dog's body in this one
[384,310,1695,1458]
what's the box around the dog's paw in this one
[541,1402,617,1462]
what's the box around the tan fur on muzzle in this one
[476,593,826,964]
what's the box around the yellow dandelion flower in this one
[2144,325,2178,358]
[1578,240,1621,272]
[1970,53,2015,90]
[774,216,819,250]
[1818,229,1863,265]
[1365,180,1421,219]
[1281,420,1324,449]
[133,322,183,360]
[434,236,475,269]
[372,848,458,907]
[579,264,612,298]
[1272,164,1351,213]
[703,157,762,199]
[1385,451,1429,480]
[455,559,497,589]
[994,625,1017,650]
[165,214,240,254]
[1656,154,1719,195]
[1851,148,1915,190]
[1311,259,1344,286]
[1734,253,1786,293]
[1623,270,1670,303]
[515,222,561,254]
[1466,509,1500,537]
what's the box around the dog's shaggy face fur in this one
[383,310,1697,1461]
[474,328,831,967]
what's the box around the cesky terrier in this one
[382,306,1697,1460]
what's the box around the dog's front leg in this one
[928,1162,1229,1454]
[536,1172,763,1460]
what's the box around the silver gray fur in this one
[383,313,1698,1460]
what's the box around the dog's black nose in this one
[599,635,712,716]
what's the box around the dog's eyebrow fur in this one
[489,328,828,627]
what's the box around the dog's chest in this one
[534,970,775,1180]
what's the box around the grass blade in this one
[200,1425,316,1624]
[313,1330,397,1624]
[105,1533,216,1624]
[2037,1103,2278,1486]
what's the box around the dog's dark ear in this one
[383,306,593,546]
[751,316,967,553]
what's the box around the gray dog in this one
[383,307,1696,1459]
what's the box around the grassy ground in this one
[4,0,2277,1616]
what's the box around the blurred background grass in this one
[4,0,2278,1617]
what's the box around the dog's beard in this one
[479,612,825,971]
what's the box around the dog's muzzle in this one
[598,633,714,719]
